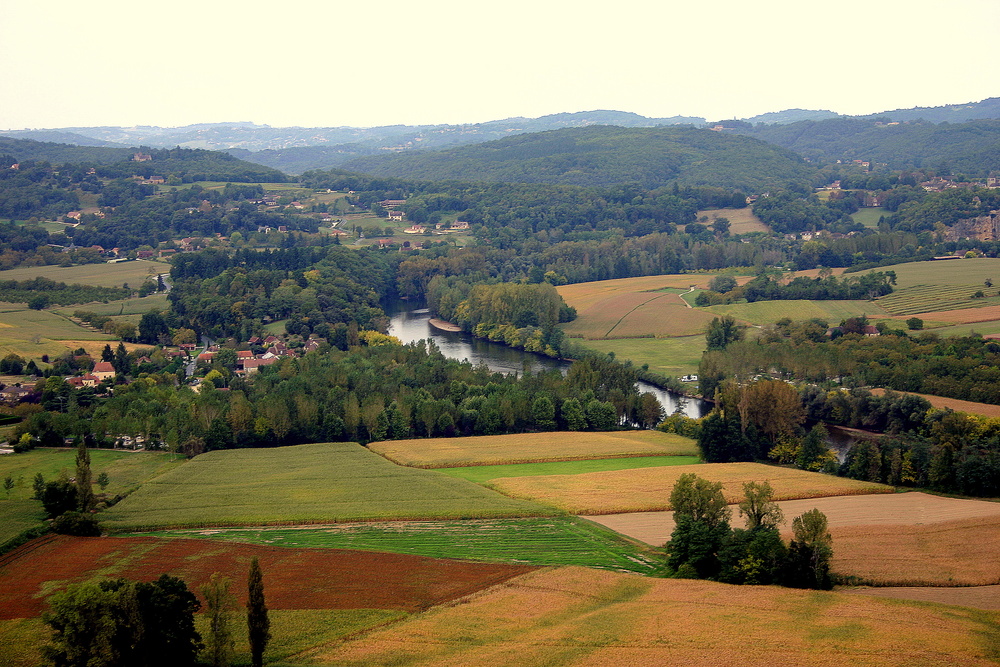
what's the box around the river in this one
[387,304,709,419]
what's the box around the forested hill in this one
[0,138,290,183]
[735,118,1000,175]
[340,126,816,192]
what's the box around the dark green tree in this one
[666,473,732,578]
[705,315,743,351]
[202,573,236,667]
[247,556,271,667]
[75,441,94,512]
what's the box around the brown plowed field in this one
[895,304,1000,324]
[848,584,1000,610]
[306,566,1000,666]
[0,535,535,620]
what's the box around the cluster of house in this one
[402,221,471,235]
[194,335,325,376]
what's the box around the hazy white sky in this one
[2,0,997,130]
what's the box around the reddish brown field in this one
[870,388,1000,418]
[0,535,535,620]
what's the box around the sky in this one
[2,0,998,130]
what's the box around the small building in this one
[92,362,116,382]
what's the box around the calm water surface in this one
[387,303,708,418]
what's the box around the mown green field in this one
[706,299,888,325]
[0,260,164,289]
[102,443,555,532]
[53,292,170,318]
[571,335,707,377]
[136,517,660,574]
[0,448,184,546]
[850,207,891,228]
[436,455,701,485]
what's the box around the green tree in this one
[560,398,587,431]
[202,573,237,667]
[3,476,12,498]
[796,424,829,471]
[785,509,833,590]
[75,441,94,512]
[705,315,743,350]
[707,275,737,293]
[247,556,271,667]
[43,575,202,667]
[666,473,732,578]
[96,471,110,491]
[905,317,923,330]
[738,480,783,531]
[531,395,556,430]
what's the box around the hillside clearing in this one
[489,462,891,515]
[369,431,698,468]
[0,260,164,288]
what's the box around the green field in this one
[52,292,170,318]
[135,517,660,574]
[706,299,888,325]
[877,283,1000,315]
[0,448,184,546]
[850,207,891,229]
[436,455,701,485]
[0,260,164,289]
[572,335,708,377]
[0,308,116,361]
[101,443,555,532]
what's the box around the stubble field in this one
[489,462,892,515]
[369,430,698,468]
[306,566,1000,667]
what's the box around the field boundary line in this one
[603,293,673,338]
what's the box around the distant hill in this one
[736,118,1000,174]
[0,130,124,148]
[339,125,815,192]
[864,97,1000,123]
[741,109,841,125]
[0,137,289,182]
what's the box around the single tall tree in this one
[202,573,236,667]
[75,441,94,512]
[247,556,271,667]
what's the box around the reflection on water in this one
[388,303,708,419]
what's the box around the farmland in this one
[0,448,184,546]
[135,517,661,574]
[569,334,706,378]
[705,298,888,325]
[560,289,717,339]
[698,207,769,234]
[0,307,116,359]
[435,455,701,484]
[489,462,892,515]
[872,257,1000,316]
[100,443,554,532]
[0,259,164,289]
[368,430,698,468]
[306,566,1000,667]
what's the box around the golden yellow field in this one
[369,431,698,468]
[307,566,1000,667]
[489,462,891,515]
[832,515,1000,586]
[557,275,716,313]
[699,207,769,234]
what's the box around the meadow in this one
[369,431,698,468]
[0,308,116,360]
[560,290,716,339]
[850,206,891,228]
[0,448,184,546]
[100,443,555,532]
[136,517,661,574]
[705,298,888,325]
[0,259,164,289]
[489,462,892,515]
[306,566,1000,667]
[570,335,706,378]
[697,207,769,234]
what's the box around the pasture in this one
[706,299,888,325]
[368,431,698,468]
[489,462,891,515]
[560,289,716,339]
[136,516,661,574]
[0,260,163,289]
[571,335,706,378]
[0,448,184,546]
[0,308,115,360]
[100,443,554,532]
[698,207,769,234]
[53,292,170,318]
[850,207,891,228]
[871,258,1000,316]
[435,455,701,484]
[307,566,1000,667]
[557,274,716,313]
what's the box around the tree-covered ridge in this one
[0,137,289,183]
[738,118,1000,175]
[339,126,816,192]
